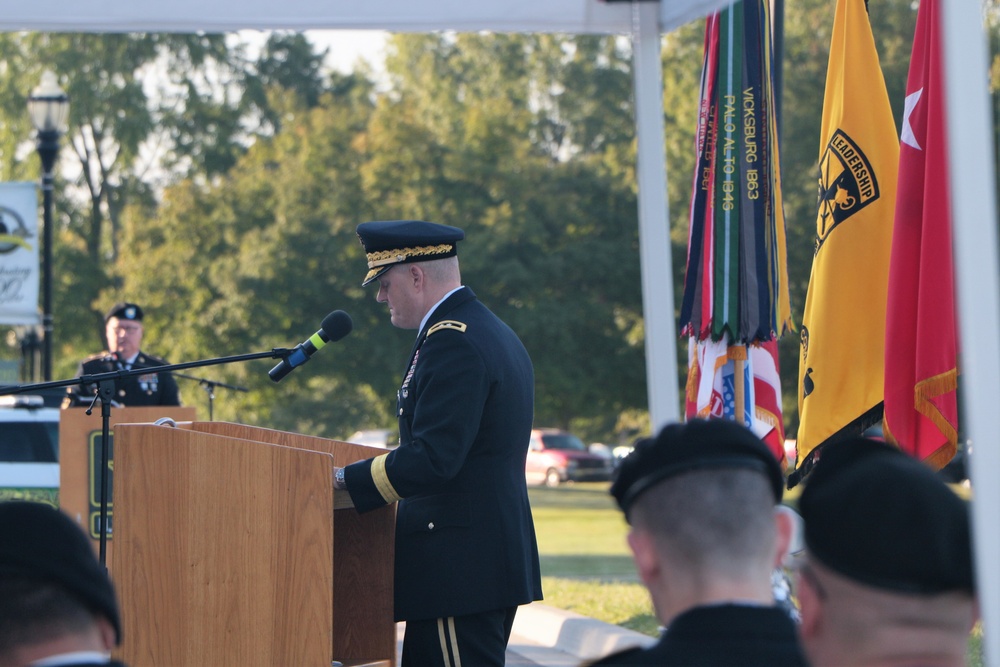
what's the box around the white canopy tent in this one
[0,0,731,34]
[2,0,996,660]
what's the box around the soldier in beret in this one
[588,418,807,666]
[0,501,127,666]
[64,302,181,407]
[795,437,977,667]
[333,220,542,667]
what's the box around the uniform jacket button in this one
[427,522,435,530]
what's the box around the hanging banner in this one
[679,0,791,470]
[0,182,41,326]
[792,0,899,485]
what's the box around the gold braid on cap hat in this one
[366,243,455,269]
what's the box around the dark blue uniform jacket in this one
[344,287,543,621]
[66,351,181,407]
[586,604,807,666]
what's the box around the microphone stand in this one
[0,347,296,566]
[172,372,249,421]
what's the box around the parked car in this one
[0,394,60,506]
[525,428,614,487]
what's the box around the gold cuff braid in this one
[371,453,402,504]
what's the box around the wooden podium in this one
[111,421,396,667]
[59,406,198,563]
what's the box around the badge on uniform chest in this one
[138,372,159,394]
[400,349,420,399]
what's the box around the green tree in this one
[114,73,384,434]
[0,33,261,377]
[370,33,650,438]
[108,33,656,442]
[8,9,977,448]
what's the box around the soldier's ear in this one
[97,615,117,649]
[408,264,425,289]
[626,528,659,589]
[773,506,800,569]
[796,567,823,640]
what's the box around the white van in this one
[0,395,60,506]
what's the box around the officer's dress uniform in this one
[344,286,543,667]
[67,351,180,407]
[586,604,807,666]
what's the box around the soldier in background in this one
[588,419,807,666]
[795,437,977,667]
[0,501,127,666]
[65,302,180,407]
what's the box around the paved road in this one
[394,603,655,666]
[395,624,572,666]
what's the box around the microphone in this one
[269,310,353,382]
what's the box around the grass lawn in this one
[528,481,985,665]
[528,482,660,636]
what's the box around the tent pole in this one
[631,1,681,430]
[942,2,999,663]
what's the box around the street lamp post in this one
[27,70,70,382]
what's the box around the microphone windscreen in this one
[321,310,353,341]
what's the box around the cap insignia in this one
[367,243,456,269]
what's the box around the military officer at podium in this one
[65,302,181,407]
[334,220,543,667]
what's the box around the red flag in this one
[883,0,959,468]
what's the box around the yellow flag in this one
[792,0,898,484]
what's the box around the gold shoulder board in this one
[427,320,468,336]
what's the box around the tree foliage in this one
[2,2,998,446]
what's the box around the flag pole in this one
[732,345,747,426]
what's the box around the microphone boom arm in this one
[0,347,297,568]
[0,348,294,397]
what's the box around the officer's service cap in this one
[105,302,143,322]
[356,220,465,286]
[611,418,784,519]
[799,437,974,595]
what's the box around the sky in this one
[305,30,389,74]
[238,29,390,75]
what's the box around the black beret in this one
[104,302,143,322]
[611,418,784,517]
[0,501,122,643]
[356,220,465,286]
[799,437,974,594]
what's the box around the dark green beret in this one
[356,220,465,286]
[799,437,974,594]
[611,418,784,517]
[0,501,122,643]
[105,302,143,322]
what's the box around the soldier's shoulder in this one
[426,320,468,337]
[136,352,169,366]
[80,352,112,366]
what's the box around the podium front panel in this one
[112,422,396,667]
[58,406,196,561]
[113,423,335,666]
[181,422,397,665]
